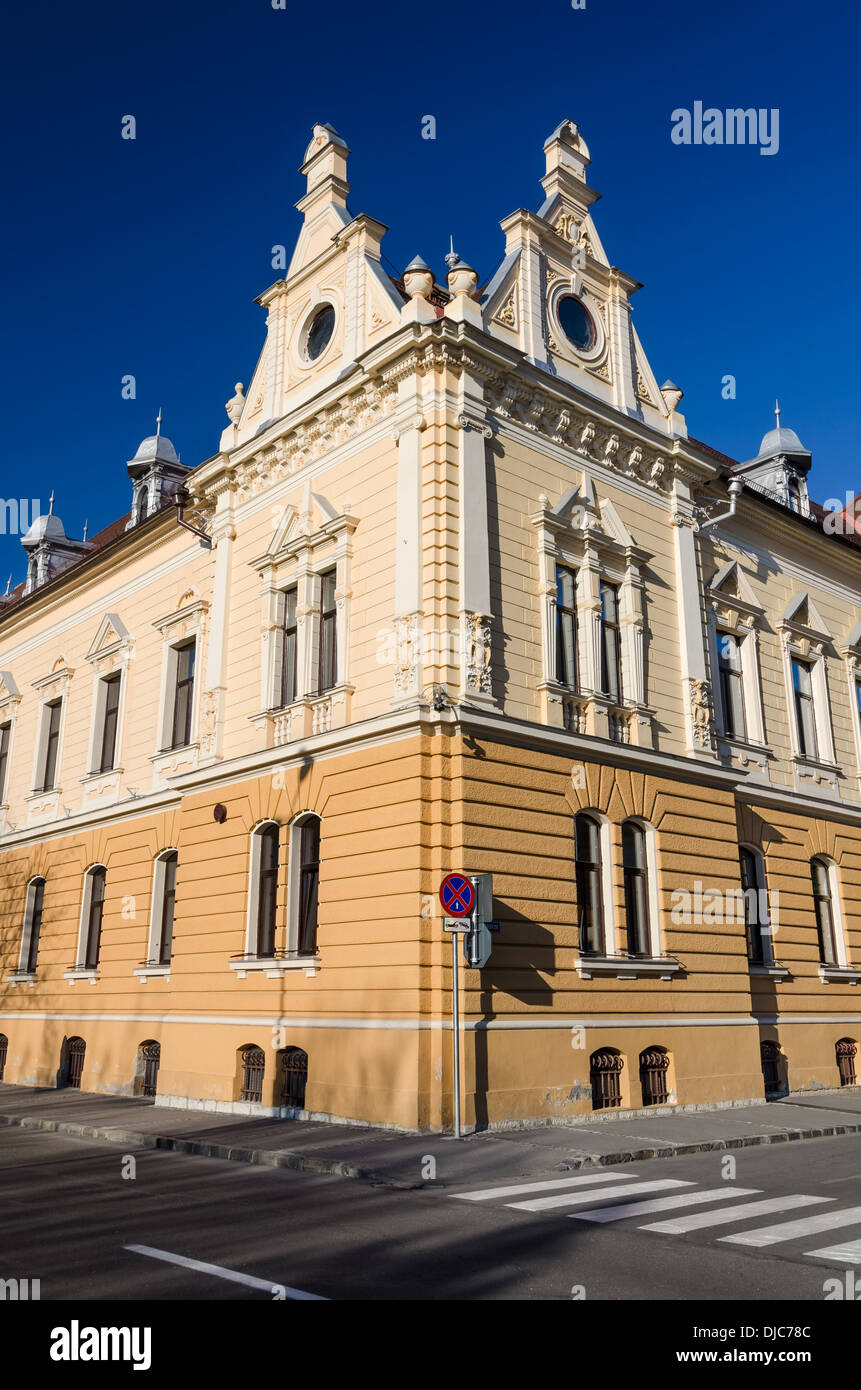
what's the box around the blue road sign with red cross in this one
[439,873,475,918]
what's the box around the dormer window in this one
[787,475,802,513]
[125,419,190,531]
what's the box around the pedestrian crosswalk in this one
[449,1167,861,1265]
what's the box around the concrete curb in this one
[2,1109,859,1188]
[0,1112,422,1189]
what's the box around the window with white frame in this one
[555,565,578,688]
[778,595,836,771]
[622,820,651,954]
[247,822,282,958]
[36,699,63,793]
[147,851,178,967]
[575,812,614,954]
[152,592,208,760]
[288,814,321,956]
[716,632,746,739]
[737,845,784,972]
[599,580,623,703]
[77,866,107,971]
[278,587,298,708]
[19,877,46,975]
[92,673,122,774]
[0,721,10,802]
[317,570,337,695]
[810,857,847,967]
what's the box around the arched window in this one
[150,851,178,966]
[135,1040,161,1097]
[78,867,106,971]
[622,821,650,955]
[246,823,281,959]
[590,1048,623,1110]
[279,1047,309,1110]
[290,814,321,956]
[811,858,839,965]
[0,1034,7,1082]
[836,1039,857,1087]
[20,876,46,975]
[639,1047,670,1106]
[739,846,768,965]
[574,813,603,954]
[239,1044,266,1103]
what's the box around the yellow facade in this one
[1,120,859,1130]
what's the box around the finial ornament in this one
[156,408,163,439]
[48,491,55,516]
[444,236,460,270]
[775,399,781,428]
[4,575,10,597]
[82,519,88,543]
[225,383,245,426]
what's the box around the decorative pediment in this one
[32,660,74,699]
[0,669,22,710]
[86,612,132,666]
[255,489,358,573]
[533,473,649,563]
[779,593,830,641]
[706,560,763,629]
[839,617,861,660]
[153,589,209,640]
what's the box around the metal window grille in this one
[0,1034,7,1082]
[837,1039,857,1087]
[240,1046,266,1103]
[639,1049,670,1106]
[590,1049,623,1110]
[138,1042,161,1098]
[280,1048,308,1109]
[761,1040,782,1094]
[67,1037,86,1090]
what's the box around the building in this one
[0,119,859,1130]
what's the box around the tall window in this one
[96,673,122,773]
[622,820,649,954]
[38,699,63,792]
[717,632,746,739]
[810,858,837,964]
[0,721,10,802]
[81,867,106,970]
[22,877,45,974]
[255,824,280,957]
[280,587,298,707]
[739,847,766,964]
[297,816,321,956]
[791,657,817,758]
[599,581,622,703]
[170,640,196,749]
[318,571,337,694]
[574,813,603,953]
[555,565,578,687]
[155,852,178,965]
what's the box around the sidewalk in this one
[1,1084,860,1190]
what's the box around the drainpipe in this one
[698,477,743,530]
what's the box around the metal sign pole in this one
[451,925,461,1139]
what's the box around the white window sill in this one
[230,956,319,980]
[819,964,861,985]
[576,954,681,981]
[133,964,171,982]
[749,963,791,980]
[64,968,100,985]
[6,972,35,988]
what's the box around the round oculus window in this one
[304,304,336,362]
[557,295,596,353]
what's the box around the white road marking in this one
[642,1194,830,1235]
[124,1244,328,1300]
[451,1171,633,1202]
[570,1187,761,1223]
[721,1204,861,1248]
[507,1178,692,1213]
[803,1239,861,1264]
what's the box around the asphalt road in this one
[2,1126,861,1301]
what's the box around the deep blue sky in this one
[2,0,859,587]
